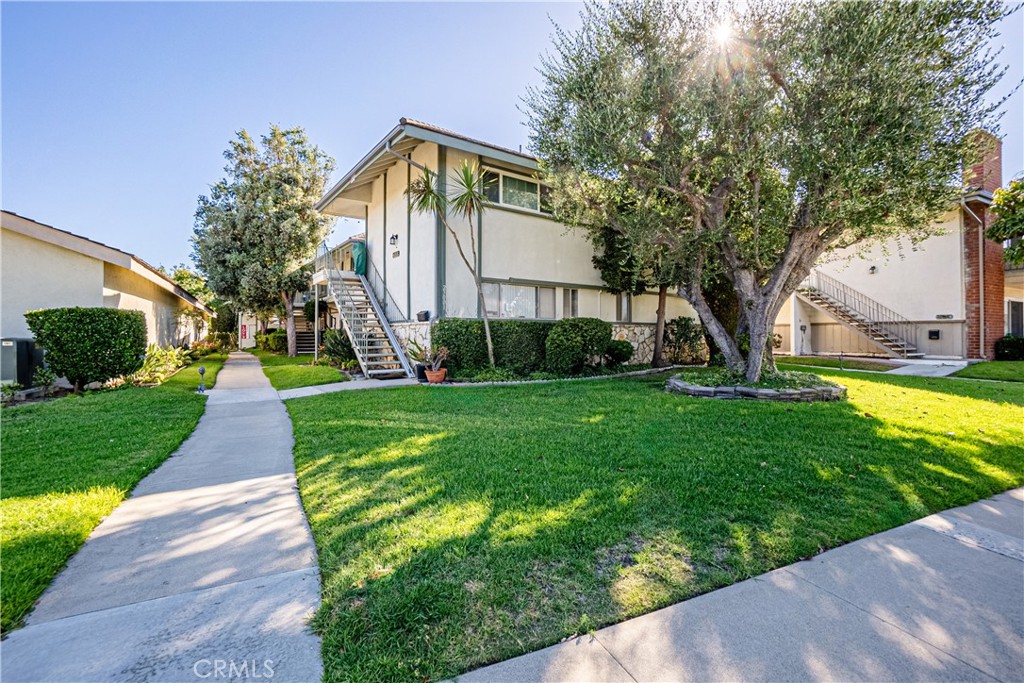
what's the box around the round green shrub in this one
[605,339,635,366]
[25,307,147,390]
[545,317,612,375]
[994,334,1024,361]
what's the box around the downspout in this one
[961,199,986,358]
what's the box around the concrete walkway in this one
[458,488,1024,682]
[278,376,418,400]
[886,359,969,378]
[2,353,322,682]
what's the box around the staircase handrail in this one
[364,257,409,323]
[802,270,918,358]
[316,241,413,377]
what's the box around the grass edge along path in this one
[0,354,226,633]
[951,360,1024,382]
[251,349,349,391]
[286,368,1024,682]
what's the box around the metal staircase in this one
[315,243,414,378]
[798,270,924,358]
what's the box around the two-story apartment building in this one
[294,120,1014,377]
[773,133,1015,361]
[305,118,696,375]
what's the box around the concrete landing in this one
[1,352,323,682]
[458,488,1024,682]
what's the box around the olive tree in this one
[527,0,1008,381]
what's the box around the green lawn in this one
[778,355,895,372]
[0,354,226,633]
[286,368,1024,682]
[951,361,1024,382]
[251,349,348,390]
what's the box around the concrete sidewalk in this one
[1,353,322,682]
[459,488,1024,682]
[278,376,418,400]
[886,359,969,377]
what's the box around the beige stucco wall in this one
[354,143,702,326]
[1,227,105,338]
[815,210,965,321]
[773,210,970,358]
[103,263,201,346]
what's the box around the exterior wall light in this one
[868,266,877,274]
[389,234,399,246]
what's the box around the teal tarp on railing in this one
[351,242,367,276]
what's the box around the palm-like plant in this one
[408,160,497,367]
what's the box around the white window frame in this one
[563,288,579,318]
[616,293,632,323]
[482,167,552,215]
[482,281,557,320]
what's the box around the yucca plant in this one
[408,160,497,368]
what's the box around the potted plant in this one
[409,342,449,384]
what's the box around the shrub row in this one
[432,317,615,377]
[995,334,1024,361]
[544,318,612,375]
[255,330,288,353]
[25,307,147,390]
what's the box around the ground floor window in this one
[483,282,556,319]
[616,293,632,322]
[1009,300,1023,337]
[562,288,579,318]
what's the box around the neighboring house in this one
[1,210,214,349]
[306,118,697,376]
[774,132,1014,360]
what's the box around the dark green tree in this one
[193,125,334,356]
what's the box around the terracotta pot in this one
[425,368,447,384]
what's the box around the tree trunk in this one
[282,292,297,357]
[478,287,496,368]
[653,284,668,367]
[744,306,772,383]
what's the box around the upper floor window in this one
[482,168,551,214]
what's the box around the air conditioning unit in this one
[1,338,44,387]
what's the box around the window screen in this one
[502,176,539,211]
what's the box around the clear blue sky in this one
[3,2,1021,269]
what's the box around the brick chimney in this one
[963,129,1004,359]
[965,129,1002,194]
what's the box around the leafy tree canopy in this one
[988,177,1024,265]
[193,125,334,355]
[159,264,214,305]
[527,0,1008,381]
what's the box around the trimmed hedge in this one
[545,318,612,375]
[995,334,1024,361]
[432,318,557,376]
[25,307,147,389]
[606,339,635,366]
[255,330,288,353]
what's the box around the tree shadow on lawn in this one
[286,374,1024,682]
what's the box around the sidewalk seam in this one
[589,633,640,683]
[23,566,319,629]
[781,568,1004,682]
